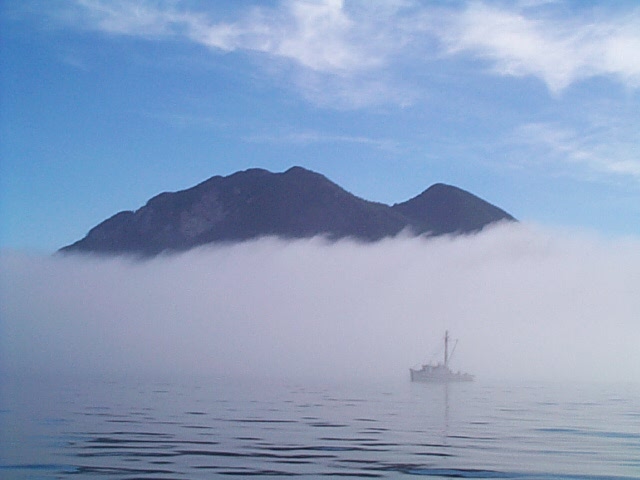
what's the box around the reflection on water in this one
[1,376,639,478]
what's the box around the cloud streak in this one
[437,2,640,93]
[62,0,399,75]
[510,121,640,183]
[49,0,640,101]
[244,129,401,152]
[2,224,638,383]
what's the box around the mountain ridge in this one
[60,166,516,256]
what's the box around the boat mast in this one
[444,330,449,367]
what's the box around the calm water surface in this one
[1,375,639,479]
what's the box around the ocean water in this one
[1,375,639,479]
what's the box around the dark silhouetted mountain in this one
[391,183,516,236]
[60,166,515,256]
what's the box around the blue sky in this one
[1,0,639,252]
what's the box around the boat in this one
[410,331,474,382]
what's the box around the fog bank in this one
[1,224,638,383]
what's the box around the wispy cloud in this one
[434,2,640,93]
[61,0,398,74]
[49,0,640,103]
[511,121,640,182]
[245,129,401,152]
[50,0,417,107]
[62,0,200,37]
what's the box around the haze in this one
[1,223,638,383]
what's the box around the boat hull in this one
[410,367,474,383]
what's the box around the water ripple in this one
[3,378,638,479]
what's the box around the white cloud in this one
[437,2,640,93]
[64,0,393,75]
[244,129,400,152]
[2,224,639,383]
[68,0,200,37]
[56,0,414,107]
[512,122,640,182]
[270,0,376,73]
[42,1,640,101]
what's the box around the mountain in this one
[391,183,516,236]
[60,166,515,256]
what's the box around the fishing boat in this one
[410,331,474,382]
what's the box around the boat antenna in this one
[449,339,459,362]
[444,331,461,366]
[444,330,449,367]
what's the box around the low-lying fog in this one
[1,223,638,383]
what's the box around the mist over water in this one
[1,223,639,383]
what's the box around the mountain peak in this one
[393,183,515,236]
[284,165,311,175]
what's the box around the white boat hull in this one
[410,366,474,383]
